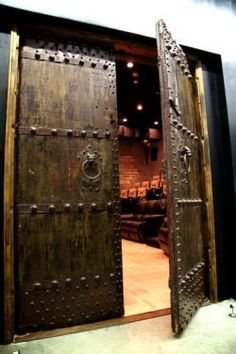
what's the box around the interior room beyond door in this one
[116,57,171,316]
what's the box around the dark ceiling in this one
[116,59,162,135]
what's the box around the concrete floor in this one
[1,299,236,354]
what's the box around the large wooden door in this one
[157,20,209,333]
[14,37,123,334]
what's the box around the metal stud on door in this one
[157,20,208,333]
[14,38,123,334]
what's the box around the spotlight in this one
[137,104,143,111]
[127,61,134,68]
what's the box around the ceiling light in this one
[133,80,139,84]
[154,121,159,125]
[132,72,139,77]
[137,104,143,111]
[127,61,134,68]
[122,117,128,123]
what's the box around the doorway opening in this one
[116,57,170,316]
[1,6,221,340]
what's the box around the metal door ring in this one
[81,152,101,180]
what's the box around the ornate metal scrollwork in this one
[179,145,192,183]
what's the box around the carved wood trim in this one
[3,28,19,343]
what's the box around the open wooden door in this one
[157,20,209,333]
[11,36,123,335]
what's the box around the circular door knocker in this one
[81,152,102,180]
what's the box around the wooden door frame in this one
[195,62,218,302]
[2,8,217,343]
[3,28,19,344]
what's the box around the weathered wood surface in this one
[14,38,123,334]
[157,20,209,334]
[195,64,217,302]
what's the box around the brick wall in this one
[119,139,164,190]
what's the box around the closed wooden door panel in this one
[15,38,123,334]
[157,20,208,334]
[19,45,116,130]
[16,136,114,204]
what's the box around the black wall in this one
[182,45,236,300]
[202,54,236,300]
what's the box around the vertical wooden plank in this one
[195,63,218,302]
[0,31,11,344]
[3,29,19,343]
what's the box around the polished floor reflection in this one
[122,239,170,316]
